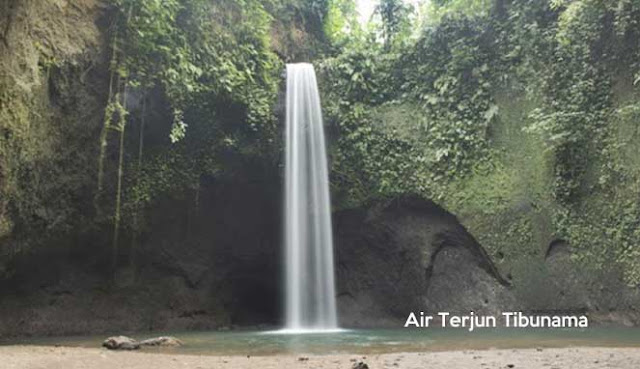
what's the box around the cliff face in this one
[335,195,640,327]
[0,188,637,336]
[0,0,107,277]
[0,1,638,339]
[0,192,514,336]
[439,86,640,325]
[0,0,318,337]
[352,87,640,327]
[0,166,282,336]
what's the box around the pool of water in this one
[5,327,640,356]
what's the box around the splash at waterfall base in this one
[404,311,589,331]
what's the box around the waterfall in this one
[284,63,338,332]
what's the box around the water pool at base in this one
[6,328,640,356]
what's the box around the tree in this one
[375,0,413,49]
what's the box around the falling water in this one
[284,63,338,332]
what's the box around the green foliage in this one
[113,0,280,135]
[321,41,397,104]
[102,0,292,251]
[321,9,499,204]
[319,30,429,205]
[524,0,612,203]
[169,109,187,144]
[401,15,497,178]
[509,1,640,284]
[326,101,430,207]
[375,0,414,48]
[324,0,359,45]
[3,0,640,287]
[321,0,640,284]
[425,0,492,24]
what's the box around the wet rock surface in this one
[334,196,515,327]
[0,193,638,338]
[102,336,139,350]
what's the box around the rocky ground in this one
[2,346,640,369]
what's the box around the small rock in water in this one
[352,361,369,369]
[298,357,309,361]
[102,336,140,350]
[507,365,515,368]
[139,336,183,347]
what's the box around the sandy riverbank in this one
[2,346,640,369]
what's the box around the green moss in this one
[324,1,640,286]
[0,0,102,274]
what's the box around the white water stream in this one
[283,63,338,332]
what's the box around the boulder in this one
[102,336,140,350]
[139,336,183,347]
[352,362,369,369]
[334,196,515,327]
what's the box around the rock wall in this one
[0,165,282,337]
[0,0,107,277]
[334,196,514,327]
[0,191,515,336]
[1,187,638,337]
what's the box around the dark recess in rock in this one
[545,239,569,260]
